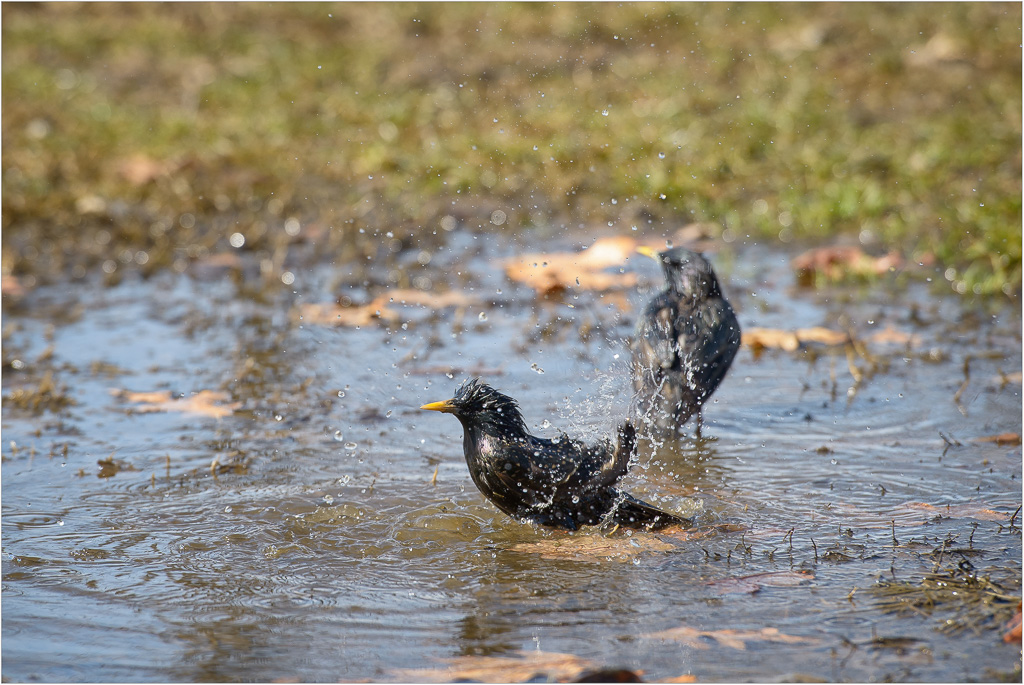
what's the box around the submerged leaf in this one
[792,246,904,285]
[1003,603,1022,644]
[503,236,662,294]
[742,326,848,352]
[110,388,240,418]
[392,650,596,683]
[974,433,1021,446]
[297,288,480,328]
[510,532,674,562]
[295,301,398,327]
[708,570,814,595]
[901,502,1010,522]
[645,625,819,651]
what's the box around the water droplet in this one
[478,312,488,322]
[323,494,334,505]
[385,410,393,418]
[530,362,545,374]
[338,390,346,398]
[224,506,232,513]
[344,442,358,450]
[333,430,344,441]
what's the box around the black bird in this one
[631,246,741,435]
[420,378,684,531]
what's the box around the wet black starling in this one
[420,378,684,531]
[631,246,741,434]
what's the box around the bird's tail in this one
[613,419,638,468]
[609,491,688,530]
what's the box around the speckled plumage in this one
[631,247,741,434]
[421,378,683,530]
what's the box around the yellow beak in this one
[636,245,660,260]
[420,399,456,413]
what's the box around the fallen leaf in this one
[868,325,922,347]
[2,274,27,298]
[405,363,505,377]
[110,388,240,418]
[296,301,397,327]
[795,327,850,346]
[298,289,480,328]
[97,455,137,478]
[901,502,1010,523]
[659,523,742,543]
[393,650,596,683]
[117,154,177,186]
[974,433,1021,446]
[906,32,966,68]
[504,236,650,295]
[645,625,819,651]
[793,246,904,285]
[661,675,699,683]
[707,570,814,595]
[1003,603,1022,644]
[510,532,674,562]
[372,288,480,309]
[742,328,800,352]
[742,326,848,351]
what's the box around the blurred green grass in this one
[2,2,1020,294]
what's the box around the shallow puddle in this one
[2,232,1021,682]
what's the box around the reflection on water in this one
[2,238,1020,682]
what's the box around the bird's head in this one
[420,377,528,438]
[638,245,722,300]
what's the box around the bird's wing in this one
[632,294,680,377]
[676,299,741,401]
[479,437,585,511]
[483,429,630,511]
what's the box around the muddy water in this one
[2,233,1020,682]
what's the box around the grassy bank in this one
[2,3,1020,294]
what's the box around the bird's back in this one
[631,286,740,428]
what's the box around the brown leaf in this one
[795,327,850,346]
[658,523,741,543]
[370,288,479,309]
[792,246,903,285]
[2,274,27,298]
[393,650,596,683]
[742,327,800,352]
[901,502,1010,523]
[868,325,922,347]
[296,301,397,327]
[1003,603,1022,644]
[645,625,819,651]
[110,388,240,418]
[504,236,652,295]
[97,455,137,478]
[297,288,480,328]
[708,570,814,595]
[742,326,848,352]
[510,532,674,562]
[117,154,177,186]
[974,433,1021,446]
